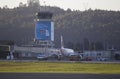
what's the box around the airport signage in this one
[35,21,54,41]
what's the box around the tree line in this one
[0,4,120,51]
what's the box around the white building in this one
[82,50,117,61]
[13,45,61,60]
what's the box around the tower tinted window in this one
[36,12,53,19]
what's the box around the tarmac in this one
[0,59,120,64]
[0,73,120,79]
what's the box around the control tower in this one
[34,12,54,48]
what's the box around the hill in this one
[0,6,120,50]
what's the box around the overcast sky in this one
[0,0,120,11]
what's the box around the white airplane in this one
[60,35,76,56]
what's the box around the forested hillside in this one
[0,5,120,50]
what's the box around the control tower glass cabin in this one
[36,12,53,20]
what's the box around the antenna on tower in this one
[27,0,40,7]
[43,0,46,11]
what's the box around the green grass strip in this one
[0,61,120,74]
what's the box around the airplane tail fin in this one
[61,35,64,49]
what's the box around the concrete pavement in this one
[0,73,120,79]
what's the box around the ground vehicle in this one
[97,57,108,61]
[37,53,48,60]
[69,54,81,61]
